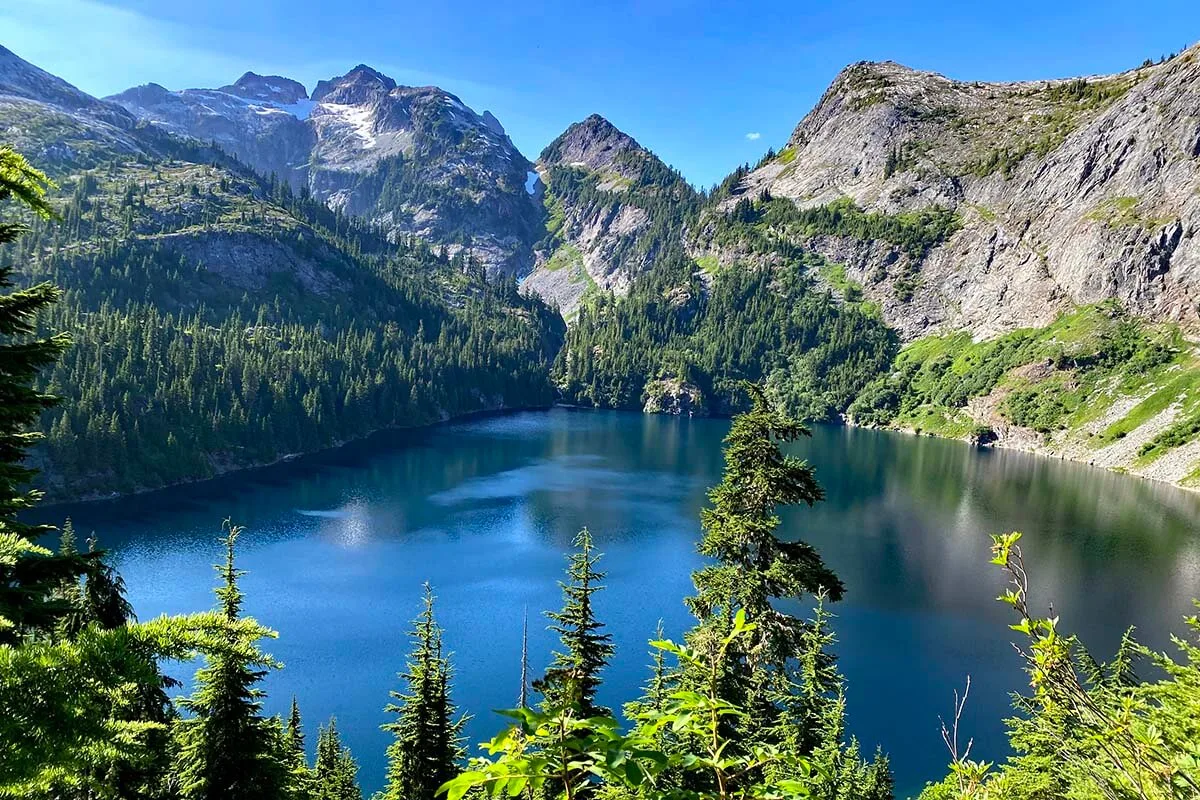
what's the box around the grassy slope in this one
[855,303,1200,486]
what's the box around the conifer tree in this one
[53,520,86,637]
[82,533,135,629]
[313,717,361,800]
[674,384,892,795]
[174,521,288,800]
[535,528,614,717]
[772,599,892,800]
[0,146,90,642]
[284,696,317,799]
[380,584,464,800]
[0,146,70,537]
[685,382,841,695]
[287,695,306,762]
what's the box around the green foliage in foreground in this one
[919,533,1200,800]
[443,612,823,800]
[173,523,289,800]
[534,527,614,718]
[0,147,70,534]
[380,585,465,800]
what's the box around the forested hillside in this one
[550,46,1200,487]
[0,47,563,501]
[14,157,561,499]
[6,39,1200,496]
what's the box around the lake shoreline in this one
[35,403,559,510]
[856,420,1200,495]
[36,401,1198,509]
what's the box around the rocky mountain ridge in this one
[107,63,544,274]
[706,46,1200,341]
[0,43,147,165]
[6,40,1200,490]
[523,113,698,316]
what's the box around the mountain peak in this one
[540,114,643,171]
[0,43,109,112]
[481,110,505,136]
[312,64,397,103]
[219,72,308,104]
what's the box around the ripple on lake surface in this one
[32,409,1200,797]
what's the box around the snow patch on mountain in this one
[321,103,376,147]
[280,98,316,119]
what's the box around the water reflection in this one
[30,409,1200,797]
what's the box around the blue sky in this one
[3,0,1198,187]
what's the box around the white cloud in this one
[745,132,761,141]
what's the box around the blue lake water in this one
[33,409,1200,797]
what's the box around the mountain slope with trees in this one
[522,114,700,318]
[0,48,564,501]
[7,41,1200,490]
[2,161,1199,796]
[551,45,1200,487]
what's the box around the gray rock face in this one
[0,44,143,166]
[311,64,396,103]
[540,114,642,178]
[642,377,706,416]
[106,82,314,183]
[219,72,308,105]
[109,64,543,275]
[481,110,505,136]
[722,47,1200,339]
[524,114,696,317]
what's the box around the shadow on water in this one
[25,409,1200,797]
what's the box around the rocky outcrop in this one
[540,114,643,179]
[218,72,308,105]
[718,46,1200,340]
[106,82,314,183]
[109,64,543,275]
[0,44,144,167]
[642,378,707,416]
[524,114,697,316]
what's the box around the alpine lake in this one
[33,408,1200,797]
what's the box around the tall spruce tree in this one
[684,381,842,738]
[688,382,842,658]
[0,146,70,536]
[534,528,614,717]
[380,584,464,800]
[0,145,90,643]
[284,696,317,799]
[313,717,361,800]
[174,521,289,800]
[675,384,893,796]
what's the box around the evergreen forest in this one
[3,144,1200,800]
